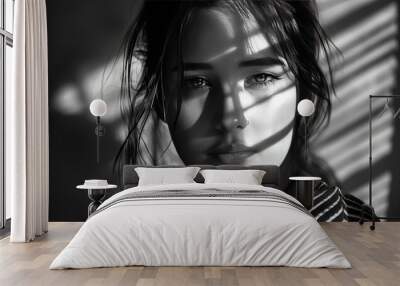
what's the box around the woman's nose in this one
[222,82,249,129]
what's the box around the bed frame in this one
[122,165,287,190]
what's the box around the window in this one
[0,0,14,230]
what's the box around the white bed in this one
[50,183,351,269]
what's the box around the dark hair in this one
[114,0,338,184]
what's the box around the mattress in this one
[50,183,351,269]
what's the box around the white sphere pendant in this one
[297,99,315,117]
[89,99,107,117]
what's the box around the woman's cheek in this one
[176,89,209,131]
[268,85,297,125]
[243,84,297,145]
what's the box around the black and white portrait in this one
[48,0,400,221]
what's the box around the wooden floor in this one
[0,222,399,286]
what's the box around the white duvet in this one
[50,183,351,269]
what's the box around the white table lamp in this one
[89,99,107,163]
[297,99,315,160]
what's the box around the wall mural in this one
[48,0,400,221]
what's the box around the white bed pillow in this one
[135,167,200,186]
[200,169,266,185]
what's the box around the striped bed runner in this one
[90,189,310,218]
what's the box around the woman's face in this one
[164,7,297,165]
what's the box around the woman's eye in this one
[185,77,211,89]
[244,73,281,89]
[254,73,268,82]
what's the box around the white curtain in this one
[7,0,49,242]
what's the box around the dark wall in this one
[47,0,139,221]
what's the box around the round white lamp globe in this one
[89,99,107,117]
[297,99,315,117]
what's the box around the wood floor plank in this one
[0,222,399,286]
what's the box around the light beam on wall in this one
[314,0,398,216]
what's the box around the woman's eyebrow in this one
[172,57,284,71]
[172,62,213,71]
[238,57,285,67]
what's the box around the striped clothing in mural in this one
[311,181,374,222]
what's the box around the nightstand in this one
[76,182,117,217]
[289,176,321,210]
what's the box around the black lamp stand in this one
[95,116,105,163]
[304,117,308,161]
